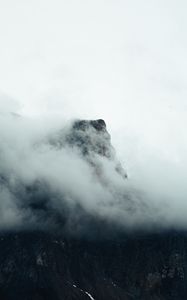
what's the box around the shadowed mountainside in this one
[0,119,187,300]
[0,230,187,300]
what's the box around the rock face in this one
[68,119,127,179]
[50,118,127,179]
[0,119,187,300]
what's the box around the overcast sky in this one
[0,0,187,192]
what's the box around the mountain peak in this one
[73,119,106,132]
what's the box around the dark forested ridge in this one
[0,231,187,300]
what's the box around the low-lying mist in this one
[0,107,186,236]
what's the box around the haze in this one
[0,0,187,231]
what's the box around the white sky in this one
[0,0,187,185]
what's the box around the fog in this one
[0,105,186,234]
[0,1,187,233]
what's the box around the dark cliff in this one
[0,119,186,300]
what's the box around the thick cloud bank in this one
[0,110,186,235]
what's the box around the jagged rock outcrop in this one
[68,119,127,179]
[49,118,127,179]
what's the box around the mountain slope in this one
[0,119,186,300]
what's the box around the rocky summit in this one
[0,119,187,300]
